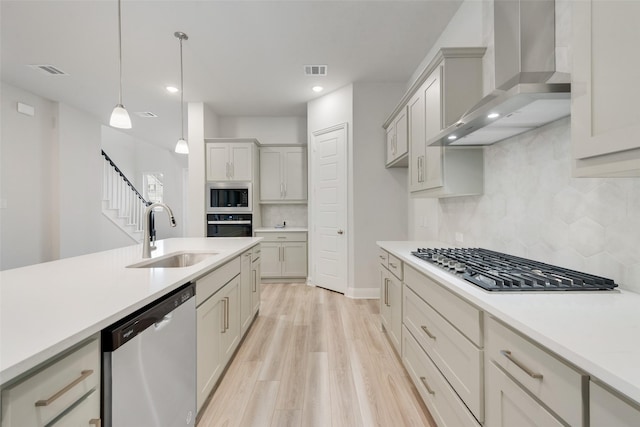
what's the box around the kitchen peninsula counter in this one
[378,240,640,408]
[0,237,261,386]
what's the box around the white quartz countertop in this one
[0,237,261,386]
[254,227,308,233]
[378,241,640,406]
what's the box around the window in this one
[143,172,164,204]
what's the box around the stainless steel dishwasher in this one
[102,283,196,427]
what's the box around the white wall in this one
[1,83,56,269]
[352,82,407,295]
[219,116,306,145]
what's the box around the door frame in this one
[308,123,349,294]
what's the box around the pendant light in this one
[110,0,132,129]
[174,32,189,154]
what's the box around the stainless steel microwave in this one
[206,182,252,213]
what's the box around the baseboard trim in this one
[346,287,380,299]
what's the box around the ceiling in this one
[1,0,462,151]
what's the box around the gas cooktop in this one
[411,248,618,292]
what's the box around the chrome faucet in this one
[142,202,177,258]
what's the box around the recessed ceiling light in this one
[487,113,500,119]
[448,135,457,140]
[312,86,324,93]
[166,86,179,93]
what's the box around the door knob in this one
[337,229,344,235]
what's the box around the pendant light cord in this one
[117,0,123,105]
[179,35,184,139]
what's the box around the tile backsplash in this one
[260,204,308,228]
[416,118,640,294]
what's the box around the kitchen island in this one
[0,237,261,387]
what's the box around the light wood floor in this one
[197,283,436,427]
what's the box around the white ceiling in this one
[1,0,462,151]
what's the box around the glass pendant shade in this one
[175,138,189,154]
[110,104,132,129]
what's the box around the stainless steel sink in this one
[127,252,217,268]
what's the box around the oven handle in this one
[207,220,252,225]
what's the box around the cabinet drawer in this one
[254,231,307,242]
[403,285,483,421]
[405,265,482,346]
[387,254,403,280]
[251,244,261,262]
[378,248,389,268]
[196,257,240,306]
[1,338,100,427]
[486,316,585,427]
[590,381,640,427]
[402,326,480,427]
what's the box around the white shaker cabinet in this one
[1,337,101,427]
[206,141,254,182]
[254,231,307,279]
[590,382,640,426]
[385,106,408,167]
[572,0,640,177]
[378,248,402,355]
[251,245,261,315]
[259,146,307,202]
[405,48,485,196]
[239,249,253,337]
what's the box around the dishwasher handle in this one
[103,283,195,352]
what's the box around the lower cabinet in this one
[254,231,307,279]
[195,256,244,413]
[251,245,261,314]
[240,249,253,336]
[378,249,403,355]
[1,337,101,427]
[590,381,640,427]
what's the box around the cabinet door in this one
[260,243,281,278]
[395,108,408,159]
[251,259,261,315]
[44,389,100,427]
[424,66,444,189]
[229,144,252,181]
[281,242,307,277]
[409,89,426,192]
[573,0,640,176]
[386,125,396,164]
[388,273,402,354]
[196,293,224,411]
[379,267,391,332]
[283,148,307,201]
[485,362,564,427]
[240,250,253,336]
[206,144,230,181]
[591,382,640,427]
[260,148,284,201]
[220,276,241,367]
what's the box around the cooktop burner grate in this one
[411,248,618,292]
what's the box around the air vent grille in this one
[304,65,328,76]
[135,112,158,118]
[30,64,68,75]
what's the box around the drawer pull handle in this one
[419,376,435,395]
[389,262,397,268]
[35,369,94,407]
[421,325,436,340]
[277,236,287,239]
[500,350,543,379]
[90,419,102,427]
[379,255,386,260]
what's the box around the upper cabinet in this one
[572,1,640,177]
[206,140,256,182]
[385,106,408,167]
[259,146,307,203]
[404,48,486,197]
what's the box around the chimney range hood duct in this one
[429,0,570,147]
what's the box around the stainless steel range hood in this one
[429,0,570,147]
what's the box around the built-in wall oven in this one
[207,213,253,237]
[206,182,251,213]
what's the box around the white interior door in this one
[311,124,347,294]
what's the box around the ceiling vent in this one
[29,64,68,76]
[304,65,328,76]
[135,112,158,118]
